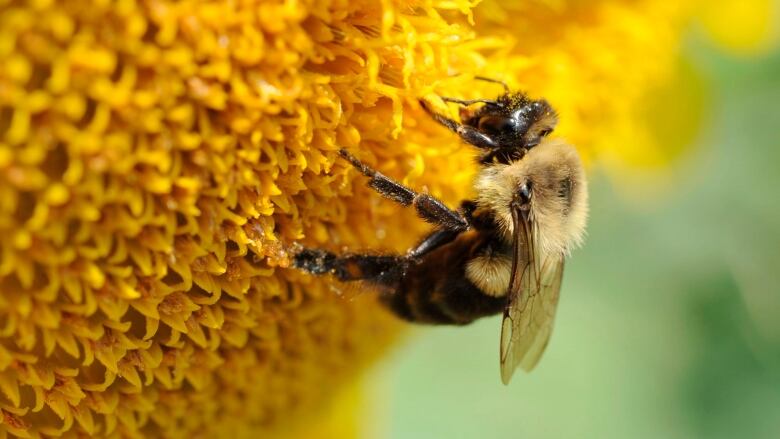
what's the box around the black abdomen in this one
[380,231,506,325]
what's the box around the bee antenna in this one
[474,76,510,93]
[440,96,499,107]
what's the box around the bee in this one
[293,78,588,384]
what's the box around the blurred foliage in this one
[683,274,780,439]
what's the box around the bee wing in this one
[499,206,565,384]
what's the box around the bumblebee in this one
[293,78,588,384]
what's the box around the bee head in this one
[462,93,558,152]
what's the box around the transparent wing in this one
[499,207,565,385]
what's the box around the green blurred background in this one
[366,18,780,439]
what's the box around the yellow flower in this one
[0,0,756,437]
[699,0,778,56]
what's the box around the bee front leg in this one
[339,149,469,232]
[418,99,498,150]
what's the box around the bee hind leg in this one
[293,247,407,286]
[293,228,462,284]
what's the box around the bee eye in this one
[539,129,552,137]
[478,116,517,134]
[518,182,532,205]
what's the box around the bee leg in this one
[293,248,406,286]
[406,228,461,260]
[418,99,498,150]
[339,149,469,232]
[406,201,481,258]
[294,229,462,283]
